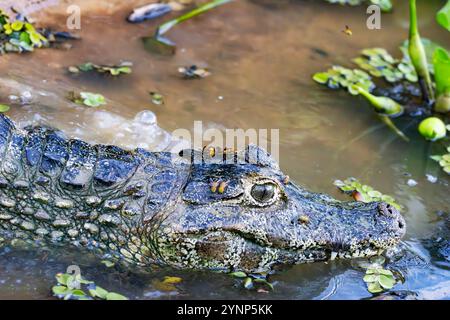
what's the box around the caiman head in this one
[154,145,405,273]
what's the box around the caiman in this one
[0,114,406,273]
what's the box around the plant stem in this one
[157,0,233,36]
[408,0,435,104]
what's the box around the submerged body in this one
[0,114,405,273]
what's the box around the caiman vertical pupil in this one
[250,183,275,203]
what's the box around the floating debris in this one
[68,91,106,108]
[68,62,133,76]
[425,174,437,183]
[178,65,211,79]
[149,91,165,105]
[334,178,402,210]
[406,179,418,187]
[128,3,173,23]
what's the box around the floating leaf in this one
[68,91,106,107]
[230,271,247,278]
[313,66,375,95]
[353,48,417,83]
[101,260,115,268]
[243,277,254,290]
[324,0,392,12]
[150,92,165,105]
[162,276,183,284]
[334,178,402,210]
[437,0,450,32]
[431,146,450,175]
[89,285,109,299]
[52,285,69,295]
[363,267,397,294]
[53,271,127,301]
[0,104,10,112]
[105,292,128,300]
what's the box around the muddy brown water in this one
[0,0,449,299]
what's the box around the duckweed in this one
[431,146,450,174]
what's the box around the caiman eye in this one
[250,183,276,203]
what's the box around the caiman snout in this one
[378,202,406,239]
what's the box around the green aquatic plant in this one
[400,38,441,75]
[351,84,404,117]
[230,272,273,292]
[313,66,407,139]
[149,91,165,105]
[0,11,49,54]
[52,272,128,300]
[313,66,375,95]
[0,104,10,112]
[151,276,183,292]
[143,0,233,55]
[431,146,450,174]
[353,48,418,83]
[68,62,133,76]
[324,0,392,12]
[334,177,401,210]
[418,117,447,141]
[363,267,397,294]
[68,91,106,107]
[433,47,450,113]
[437,0,450,31]
[408,0,435,103]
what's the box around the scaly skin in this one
[0,114,406,273]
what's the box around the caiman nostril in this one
[378,203,398,217]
